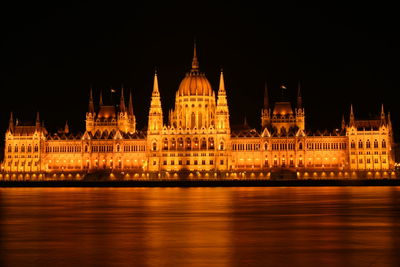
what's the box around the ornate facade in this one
[1,45,396,178]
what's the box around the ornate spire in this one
[128,90,134,116]
[191,41,199,70]
[152,70,160,95]
[64,121,69,134]
[218,69,226,94]
[8,112,14,132]
[34,111,40,130]
[297,81,302,108]
[88,87,95,113]
[341,115,346,130]
[148,70,163,132]
[120,86,126,112]
[263,82,269,109]
[349,104,355,126]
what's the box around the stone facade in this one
[1,45,395,177]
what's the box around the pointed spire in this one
[341,115,346,130]
[349,104,355,126]
[191,40,199,70]
[88,87,95,113]
[99,90,103,106]
[36,111,40,128]
[297,81,302,108]
[218,69,226,94]
[64,121,69,134]
[381,103,385,118]
[152,70,160,95]
[263,82,269,109]
[244,116,248,126]
[120,86,126,112]
[8,112,14,132]
[128,90,134,116]
[388,111,392,129]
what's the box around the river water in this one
[1,187,400,267]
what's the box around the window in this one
[171,160,175,165]
[374,140,378,148]
[219,142,224,150]
[7,145,11,152]
[220,160,224,165]
[374,158,379,163]
[299,143,303,150]
[359,159,363,164]
[152,142,157,151]
[210,160,214,165]
[194,160,198,165]
[351,141,355,149]
[14,145,18,152]
[367,158,371,163]
[366,140,371,148]
[34,145,38,152]
[382,140,386,148]
[163,160,167,165]
[186,160,190,165]
[358,140,363,149]
[202,160,206,165]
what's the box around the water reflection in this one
[0,187,399,266]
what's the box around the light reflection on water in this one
[1,187,400,267]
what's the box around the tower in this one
[128,90,136,133]
[147,71,163,133]
[261,82,270,129]
[295,81,305,131]
[86,88,95,132]
[117,86,130,133]
[216,70,230,133]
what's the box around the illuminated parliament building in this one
[1,45,396,179]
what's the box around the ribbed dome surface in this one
[178,71,213,96]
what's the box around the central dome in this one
[177,43,213,97]
[178,71,213,96]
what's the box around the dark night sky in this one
[1,2,399,142]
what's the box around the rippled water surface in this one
[1,187,400,267]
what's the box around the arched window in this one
[85,145,88,153]
[152,142,157,151]
[163,138,168,150]
[116,144,120,152]
[264,142,268,150]
[382,139,386,148]
[374,139,378,148]
[198,113,202,128]
[358,140,363,149]
[351,141,355,149]
[178,138,184,149]
[8,145,11,153]
[208,138,214,149]
[21,145,25,152]
[171,138,176,149]
[366,140,371,148]
[15,145,18,152]
[191,112,196,128]
[219,141,224,150]
[201,138,207,149]
[194,138,199,149]
[34,145,38,152]
[186,138,191,150]
[298,142,303,150]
